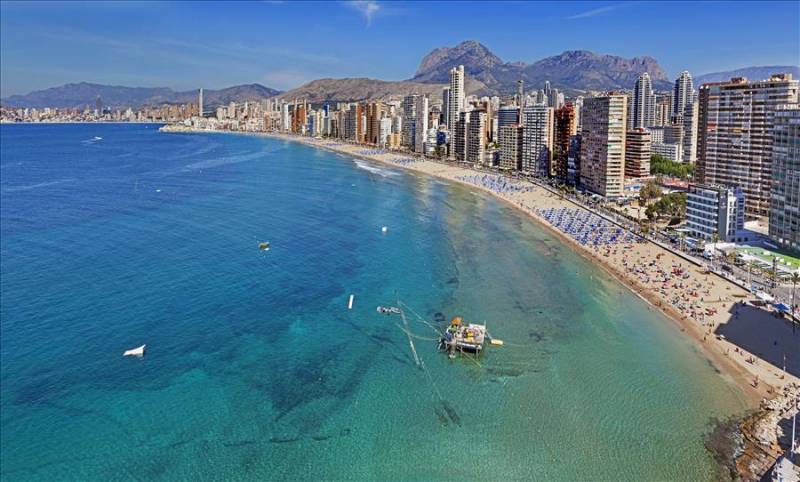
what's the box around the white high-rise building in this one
[414,96,429,154]
[672,71,694,122]
[198,88,204,117]
[447,65,465,132]
[631,73,656,129]
[521,105,554,175]
[442,87,450,128]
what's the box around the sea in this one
[0,123,748,480]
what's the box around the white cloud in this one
[345,1,381,26]
[566,3,623,19]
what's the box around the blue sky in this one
[1,1,798,96]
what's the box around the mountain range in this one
[694,65,799,85]
[0,82,281,110]
[3,40,797,107]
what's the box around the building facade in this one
[625,128,651,177]
[553,104,576,182]
[579,94,627,197]
[521,105,554,175]
[686,183,745,242]
[447,66,465,132]
[696,74,799,218]
[631,73,656,129]
[769,105,800,251]
[498,125,523,170]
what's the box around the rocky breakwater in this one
[709,383,799,481]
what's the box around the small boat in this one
[259,242,270,251]
[376,306,401,314]
[123,344,146,357]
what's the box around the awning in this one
[773,303,791,313]
[756,292,775,302]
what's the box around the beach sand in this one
[163,126,800,405]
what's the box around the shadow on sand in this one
[714,303,800,378]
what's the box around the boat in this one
[439,316,486,358]
[259,242,270,251]
[123,344,146,357]
[376,306,401,314]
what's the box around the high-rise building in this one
[497,105,520,129]
[366,102,384,145]
[198,88,204,117]
[414,96,429,154]
[442,87,450,128]
[553,104,576,182]
[654,95,671,126]
[447,65,465,132]
[498,125,523,170]
[631,73,656,129]
[454,111,469,161]
[697,74,799,218]
[682,99,698,163]
[672,71,694,122]
[686,184,745,242]
[625,128,651,177]
[467,110,487,164]
[401,95,417,149]
[769,105,800,251]
[521,105,554,175]
[580,94,627,198]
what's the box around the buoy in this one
[381,226,388,233]
[348,294,354,310]
[490,339,504,346]
[123,344,146,357]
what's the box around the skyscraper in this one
[466,110,487,165]
[697,74,799,218]
[442,87,450,128]
[414,96,429,154]
[768,104,800,251]
[401,95,417,149]
[625,128,651,177]
[580,94,627,198]
[672,71,694,122]
[631,73,656,129]
[682,99,698,163]
[498,125,523,170]
[198,88,204,117]
[521,105,554,175]
[447,65,465,132]
[553,104,576,183]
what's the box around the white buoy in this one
[381,226,388,233]
[123,344,146,357]
[348,294,354,310]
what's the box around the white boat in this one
[123,344,146,357]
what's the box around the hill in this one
[1,82,282,109]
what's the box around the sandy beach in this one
[162,125,800,405]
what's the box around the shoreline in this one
[161,125,799,407]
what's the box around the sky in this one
[1,0,799,97]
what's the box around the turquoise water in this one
[0,124,747,480]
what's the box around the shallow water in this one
[1,124,747,480]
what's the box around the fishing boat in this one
[439,316,487,358]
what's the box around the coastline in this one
[161,125,799,407]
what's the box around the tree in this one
[639,180,662,206]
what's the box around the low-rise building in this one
[651,142,682,162]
